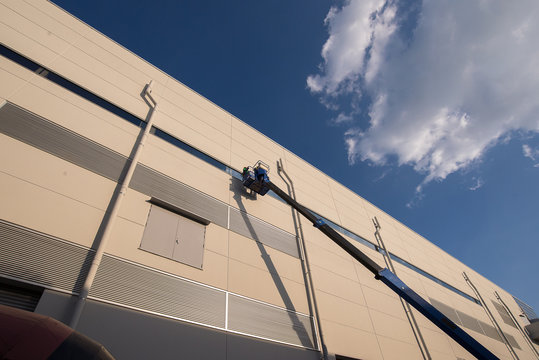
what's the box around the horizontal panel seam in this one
[1,6,147,114]
[0,66,141,138]
[0,169,109,212]
[228,257,304,285]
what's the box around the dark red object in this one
[0,304,114,359]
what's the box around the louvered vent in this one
[0,102,127,182]
[90,255,226,328]
[491,300,517,328]
[429,298,463,326]
[0,220,93,293]
[503,333,521,350]
[0,282,42,312]
[428,296,516,344]
[455,310,484,334]
[478,320,502,341]
[229,208,299,258]
[131,164,228,228]
[228,294,314,348]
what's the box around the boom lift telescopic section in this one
[242,161,499,360]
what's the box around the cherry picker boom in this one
[242,161,499,360]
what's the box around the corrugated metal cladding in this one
[454,310,482,334]
[88,255,316,348]
[478,320,501,341]
[440,303,521,349]
[0,102,127,182]
[429,298,463,326]
[228,294,315,349]
[0,220,313,348]
[0,220,93,294]
[429,297,518,344]
[0,102,299,259]
[89,255,226,328]
[0,283,42,311]
[229,208,299,258]
[491,300,517,328]
[503,333,521,350]
[130,164,229,228]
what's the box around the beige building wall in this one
[1,1,537,359]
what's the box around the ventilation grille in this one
[456,310,483,334]
[228,294,314,348]
[491,300,517,328]
[429,298,462,326]
[478,320,501,341]
[0,220,93,293]
[90,255,226,328]
[503,333,521,350]
[0,283,42,312]
[429,297,520,348]
[229,208,299,258]
[0,102,127,182]
[131,164,229,228]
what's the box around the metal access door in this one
[172,216,205,269]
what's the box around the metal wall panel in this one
[172,215,205,269]
[90,255,226,328]
[491,300,517,328]
[0,220,93,294]
[478,321,501,341]
[0,102,127,182]
[456,310,484,334]
[228,294,314,348]
[427,295,522,349]
[140,204,206,269]
[427,295,523,352]
[229,208,299,258]
[429,298,463,326]
[503,333,521,350]
[131,164,229,228]
[0,103,298,260]
[139,205,178,259]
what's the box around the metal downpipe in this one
[68,81,158,328]
[372,217,431,360]
[276,159,328,360]
[463,272,519,360]
[494,291,539,359]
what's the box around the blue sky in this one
[52,0,539,313]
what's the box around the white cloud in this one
[309,0,539,188]
[406,188,424,209]
[306,0,392,96]
[469,177,484,191]
[523,144,539,166]
[373,169,391,182]
[332,112,353,124]
[523,144,534,160]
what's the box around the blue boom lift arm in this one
[242,162,499,360]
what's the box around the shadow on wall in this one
[72,117,150,324]
[274,159,327,358]
[230,177,314,349]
